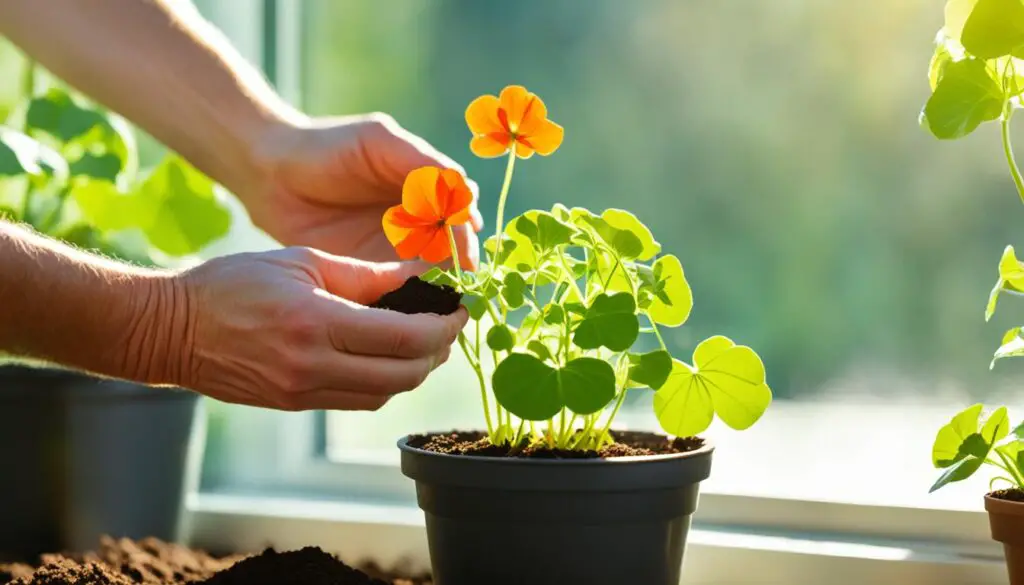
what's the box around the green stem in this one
[1002,107,1024,206]
[20,59,36,222]
[458,332,494,438]
[557,253,584,301]
[993,452,1024,489]
[446,225,464,283]
[602,257,621,290]
[488,150,518,272]
[649,317,669,351]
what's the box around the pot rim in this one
[985,492,1024,516]
[397,432,715,466]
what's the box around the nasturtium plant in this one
[0,61,230,265]
[383,84,772,449]
[923,0,1024,495]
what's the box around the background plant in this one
[0,59,230,267]
[923,0,1024,493]
[386,85,772,449]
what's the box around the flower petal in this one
[419,227,453,263]
[465,94,504,135]
[514,140,536,159]
[383,206,433,257]
[402,167,443,220]
[525,119,564,156]
[471,135,511,158]
[516,95,549,136]
[438,169,473,224]
[394,226,441,260]
[499,85,533,131]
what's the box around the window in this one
[197,0,1014,573]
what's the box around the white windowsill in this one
[185,493,1008,585]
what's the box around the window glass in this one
[296,0,1019,510]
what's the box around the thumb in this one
[309,249,426,306]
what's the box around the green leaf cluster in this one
[0,70,230,264]
[929,404,1024,493]
[922,1,1024,496]
[425,202,772,449]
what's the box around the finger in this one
[284,389,394,412]
[330,302,469,359]
[309,351,443,396]
[309,250,426,305]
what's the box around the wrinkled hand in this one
[171,247,468,411]
[249,113,483,269]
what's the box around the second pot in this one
[398,433,713,585]
[987,494,1024,585]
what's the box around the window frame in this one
[193,3,1007,582]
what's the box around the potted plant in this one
[920,1,1024,584]
[371,85,773,585]
[0,60,230,559]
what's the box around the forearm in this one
[0,221,188,385]
[0,0,306,201]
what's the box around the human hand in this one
[246,113,483,270]
[162,248,468,411]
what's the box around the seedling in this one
[922,0,1024,493]
[383,85,772,449]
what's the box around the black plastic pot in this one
[0,365,202,561]
[398,434,713,585]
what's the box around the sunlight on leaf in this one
[929,404,1009,491]
[987,245,1024,320]
[653,335,772,437]
[992,327,1024,367]
[602,209,660,260]
[0,127,67,179]
[646,254,693,327]
[627,349,672,389]
[961,0,1024,59]
[923,58,1003,139]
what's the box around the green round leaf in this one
[535,211,575,251]
[602,209,660,260]
[526,339,555,362]
[572,292,640,352]
[922,58,1003,140]
[653,335,772,436]
[932,404,985,467]
[460,293,488,321]
[961,0,1024,59]
[627,350,672,389]
[929,42,954,91]
[69,152,122,181]
[492,354,617,420]
[493,353,563,420]
[579,215,644,260]
[503,272,527,308]
[486,324,515,352]
[559,357,616,415]
[647,254,693,327]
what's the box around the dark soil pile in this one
[0,538,430,585]
[370,277,461,316]
[409,430,704,459]
[990,488,1024,502]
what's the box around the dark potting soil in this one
[408,430,705,459]
[990,488,1024,502]
[0,538,431,585]
[370,277,461,316]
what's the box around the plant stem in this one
[546,419,555,448]
[602,257,621,290]
[445,225,464,283]
[20,59,36,222]
[1002,106,1024,206]
[488,150,518,274]
[649,317,669,351]
[458,332,494,437]
[557,253,584,301]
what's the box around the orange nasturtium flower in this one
[465,85,564,159]
[382,166,473,263]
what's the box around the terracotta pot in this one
[986,494,1024,584]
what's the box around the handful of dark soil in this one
[370,277,461,316]
[0,537,430,585]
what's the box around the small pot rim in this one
[397,432,715,466]
[985,492,1024,516]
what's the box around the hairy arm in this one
[0,0,304,203]
[0,221,182,382]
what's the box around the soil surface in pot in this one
[370,277,460,316]
[409,430,704,458]
[990,488,1024,502]
[0,537,430,585]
